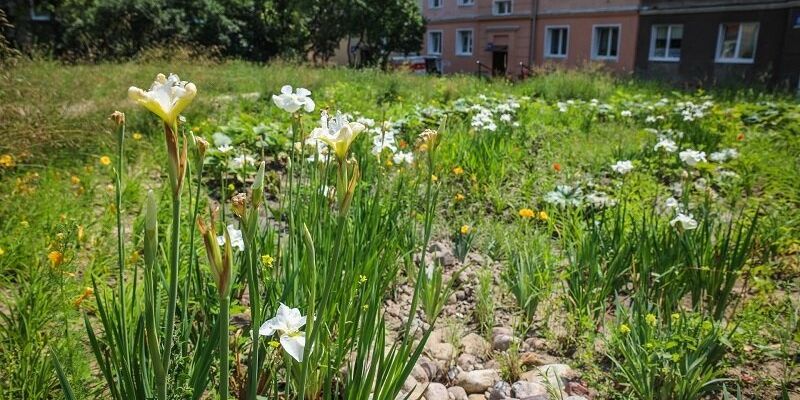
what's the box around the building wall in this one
[422,0,535,75]
[635,4,799,87]
[534,11,640,72]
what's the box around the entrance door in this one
[492,51,507,76]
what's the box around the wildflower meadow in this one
[1,61,799,400]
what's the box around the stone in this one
[565,397,588,400]
[461,333,490,357]
[467,395,486,400]
[487,381,511,400]
[537,364,577,388]
[511,381,548,398]
[411,363,429,383]
[457,353,479,371]
[448,386,469,400]
[492,334,515,351]
[519,352,558,367]
[565,381,590,397]
[424,383,449,400]
[419,357,441,381]
[429,342,456,362]
[492,327,513,337]
[457,369,500,394]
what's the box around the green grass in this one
[1,60,798,399]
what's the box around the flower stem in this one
[161,156,182,399]
[219,294,230,400]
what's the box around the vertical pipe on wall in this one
[530,0,539,65]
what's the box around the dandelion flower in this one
[48,250,64,268]
[70,176,81,185]
[0,154,14,168]
[100,156,112,166]
[132,132,143,140]
[460,225,471,235]
[454,193,465,202]
[431,175,438,182]
[645,313,657,326]
[538,211,549,221]
[519,208,535,219]
[619,324,631,335]
[259,303,307,362]
[452,166,464,175]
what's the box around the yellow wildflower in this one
[358,274,367,284]
[20,221,29,228]
[385,159,394,167]
[132,132,143,140]
[128,251,141,264]
[268,340,280,348]
[619,324,631,335]
[0,247,5,256]
[452,166,464,175]
[48,250,64,268]
[671,313,680,322]
[645,313,657,326]
[261,254,274,267]
[70,175,81,185]
[0,154,14,168]
[73,287,94,307]
[519,208,535,218]
[99,156,112,166]
[538,211,549,221]
[431,175,438,182]
[192,126,201,133]
[454,193,465,202]
[460,225,471,235]
[77,225,85,242]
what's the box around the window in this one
[649,24,683,61]
[592,25,620,60]
[494,0,512,15]
[428,31,443,55]
[29,0,52,21]
[545,26,569,58]
[456,29,473,55]
[716,22,759,63]
[429,0,442,9]
[457,0,475,5]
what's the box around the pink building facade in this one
[421,0,641,75]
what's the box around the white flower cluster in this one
[709,148,738,162]
[674,100,714,121]
[455,95,522,132]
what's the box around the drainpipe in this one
[529,0,539,65]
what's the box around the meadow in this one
[0,59,798,400]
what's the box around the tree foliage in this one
[3,0,423,64]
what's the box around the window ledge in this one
[648,57,680,62]
[591,56,619,61]
[715,58,755,64]
[544,54,567,59]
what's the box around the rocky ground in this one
[385,240,595,400]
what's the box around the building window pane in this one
[428,32,442,54]
[545,27,568,57]
[457,30,473,55]
[430,0,442,8]
[650,24,682,61]
[593,26,619,59]
[717,22,759,62]
[494,0,512,15]
[668,26,682,59]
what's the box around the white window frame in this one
[429,0,442,9]
[715,22,759,64]
[544,25,569,58]
[455,29,474,56]
[457,0,475,6]
[591,24,621,61]
[29,0,52,21]
[493,0,513,16]
[427,30,443,55]
[649,24,683,62]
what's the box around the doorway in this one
[492,50,507,77]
